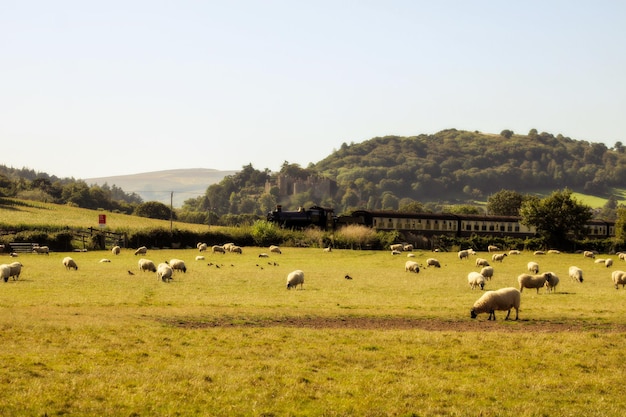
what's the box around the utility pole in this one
[170,191,173,235]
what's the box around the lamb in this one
[157,263,173,282]
[491,253,507,262]
[480,266,494,280]
[583,250,595,259]
[112,246,121,255]
[470,287,520,320]
[134,246,148,256]
[612,270,626,289]
[269,245,282,254]
[527,261,539,274]
[518,272,553,293]
[475,258,490,267]
[62,257,78,271]
[405,261,420,273]
[426,258,441,268]
[544,272,560,293]
[32,246,49,255]
[467,271,486,290]
[286,269,304,290]
[138,258,157,273]
[390,244,404,252]
[169,259,187,273]
[212,245,226,254]
[569,266,584,283]
[487,245,499,252]
[0,264,10,283]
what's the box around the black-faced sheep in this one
[403,244,414,252]
[534,250,545,255]
[470,287,520,321]
[468,271,485,290]
[491,253,507,262]
[197,243,208,252]
[269,245,282,254]
[169,259,187,273]
[544,272,560,293]
[112,246,121,255]
[138,258,157,273]
[157,262,173,282]
[527,261,539,274]
[405,261,420,273]
[426,258,440,268]
[569,266,584,283]
[605,259,613,268]
[134,246,147,256]
[612,270,626,289]
[230,245,243,254]
[518,272,553,293]
[62,257,78,271]
[286,270,304,290]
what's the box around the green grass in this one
[2,247,626,416]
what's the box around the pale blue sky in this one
[2,0,625,179]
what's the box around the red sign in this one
[98,214,106,225]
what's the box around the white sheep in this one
[169,259,187,273]
[470,287,520,321]
[390,244,404,252]
[134,246,148,256]
[508,250,521,255]
[99,259,111,263]
[323,247,332,252]
[534,250,545,255]
[527,261,539,274]
[407,253,415,258]
[426,258,440,268]
[230,245,243,254]
[258,253,269,258]
[518,272,553,293]
[138,258,157,273]
[491,253,507,262]
[157,263,173,282]
[605,259,613,268]
[195,255,205,261]
[7,261,23,281]
[112,246,121,255]
[0,264,10,283]
[62,257,78,271]
[547,250,560,254]
[405,261,420,273]
[544,272,560,293]
[487,245,499,252]
[583,250,595,259]
[269,245,282,254]
[467,271,486,290]
[458,250,470,260]
[612,270,626,289]
[198,243,208,252]
[286,270,304,290]
[212,245,226,254]
[475,258,490,267]
[594,258,606,264]
[480,266,494,280]
[619,253,626,261]
[391,250,402,255]
[223,243,235,252]
[403,244,414,252]
[569,266,584,283]
[32,246,49,255]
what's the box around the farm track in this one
[161,315,626,333]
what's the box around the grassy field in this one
[1,246,626,416]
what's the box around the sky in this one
[1,0,625,179]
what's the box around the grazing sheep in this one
[258,253,269,258]
[286,269,304,290]
[169,259,187,273]
[32,246,49,255]
[527,261,539,274]
[138,258,157,273]
[569,266,584,283]
[134,246,148,256]
[508,250,521,255]
[491,253,507,262]
[391,250,402,255]
[583,250,595,259]
[407,253,415,258]
[475,258,490,267]
[323,247,332,252]
[458,249,475,260]
[405,261,420,273]
[7,261,22,281]
[212,245,226,254]
[269,245,282,254]
[99,259,111,263]
[547,250,560,254]
[518,272,553,293]
[544,272,560,293]
[534,250,545,255]
[111,246,121,255]
[403,244,414,252]
[230,245,243,254]
[0,264,10,283]
[470,287,521,321]
[223,243,235,252]
[594,258,606,264]
[390,244,404,252]
[487,245,499,252]
[426,258,441,268]
[468,271,486,290]
[605,259,613,268]
[619,253,626,261]
[195,255,205,261]
[612,270,626,289]
[62,257,78,271]
[157,263,173,282]
[198,243,208,252]
[480,266,494,280]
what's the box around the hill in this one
[85,168,237,207]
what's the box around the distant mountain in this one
[85,168,238,207]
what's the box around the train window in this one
[466,224,472,231]
[514,226,520,232]
[489,225,495,231]
[474,224,480,231]
[482,225,487,231]
[507,225,512,232]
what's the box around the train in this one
[267,206,615,240]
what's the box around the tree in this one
[519,189,592,246]
[135,201,174,220]
[500,129,514,139]
[487,190,525,216]
[615,206,626,243]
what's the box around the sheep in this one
[62,257,78,271]
[544,272,560,293]
[612,270,626,289]
[286,269,304,290]
[323,247,332,252]
[195,255,205,261]
[569,266,584,283]
[527,261,539,274]
[480,266,494,280]
[112,246,121,255]
[169,259,187,273]
[198,243,208,252]
[487,245,499,252]
[230,245,243,254]
[7,262,22,281]
[134,246,147,256]
[269,245,282,254]
[468,271,486,290]
[605,259,613,268]
[491,253,507,262]
[405,261,420,273]
[470,287,520,321]
[475,258,490,267]
[32,246,49,255]
[458,249,472,260]
[258,253,269,258]
[157,263,173,282]
[518,272,553,293]
[508,250,521,255]
[534,250,545,255]
[212,245,226,254]
[223,243,235,252]
[594,258,606,264]
[390,244,404,252]
[407,253,415,258]
[403,244,414,252]
[391,250,402,255]
[547,249,561,254]
[583,250,595,259]
[138,258,157,273]
[0,264,10,283]
[619,253,626,261]
[99,258,111,263]
[426,258,440,268]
